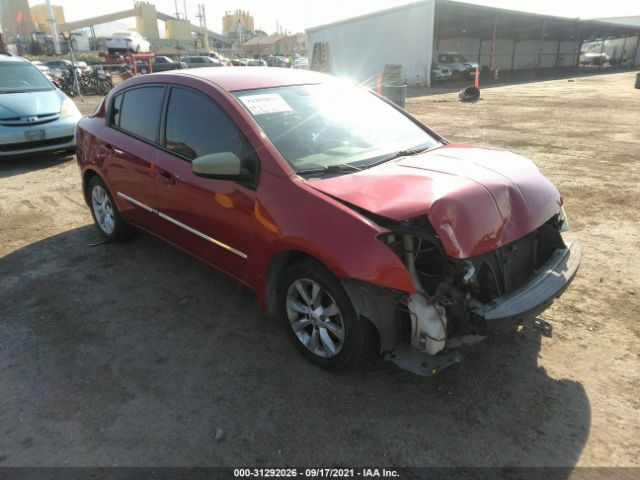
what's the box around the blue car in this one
[0,52,82,158]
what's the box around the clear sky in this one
[27,0,640,34]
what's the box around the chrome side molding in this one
[116,191,248,259]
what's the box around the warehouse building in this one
[306,0,640,86]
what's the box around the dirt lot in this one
[0,72,638,468]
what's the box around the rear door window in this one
[115,86,165,142]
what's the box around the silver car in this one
[0,53,81,158]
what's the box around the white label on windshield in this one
[239,94,293,115]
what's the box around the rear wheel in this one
[452,70,461,81]
[279,259,377,370]
[87,176,133,242]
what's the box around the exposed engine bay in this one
[345,207,580,375]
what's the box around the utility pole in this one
[183,0,188,20]
[45,0,61,54]
[196,4,208,50]
[174,0,180,19]
[64,33,80,96]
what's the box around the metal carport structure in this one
[434,0,640,74]
[307,0,640,86]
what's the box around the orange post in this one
[474,67,480,88]
[376,73,382,95]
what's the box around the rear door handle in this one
[155,170,176,185]
[104,143,123,155]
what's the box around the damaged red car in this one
[76,68,581,374]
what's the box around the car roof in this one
[154,67,332,92]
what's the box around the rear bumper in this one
[470,241,581,334]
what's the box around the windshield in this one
[233,83,440,173]
[0,62,54,94]
[452,55,467,63]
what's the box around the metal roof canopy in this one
[434,0,640,42]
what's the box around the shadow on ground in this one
[0,226,590,468]
[0,152,75,180]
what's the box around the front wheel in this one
[87,176,133,241]
[279,259,377,370]
[452,70,461,81]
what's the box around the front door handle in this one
[155,170,176,185]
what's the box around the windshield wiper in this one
[296,163,362,176]
[363,145,436,170]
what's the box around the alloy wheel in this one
[285,278,345,358]
[91,185,115,235]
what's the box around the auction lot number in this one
[234,468,400,478]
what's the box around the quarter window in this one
[110,92,123,126]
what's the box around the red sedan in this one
[76,68,580,374]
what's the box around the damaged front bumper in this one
[470,241,581,334]
[390,242,581,376]
[346,241,581,377]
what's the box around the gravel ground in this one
[0,71,638,468]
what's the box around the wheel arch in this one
[263,248,327,316]
[262,248,403,353]
[82,167,102,206]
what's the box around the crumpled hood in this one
[306,146,562,258]
[0,89,63,119]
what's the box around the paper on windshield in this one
[239,94,293,115]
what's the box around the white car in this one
[30,60,50,75]
[293,57,309,69]
[106,31,151,54]
[431,62,452,82]
[436,52,479,81]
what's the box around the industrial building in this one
[223,10,255,38]
[0,0,32,40]
[307,0,640,86]
[30,3,65,36]
[242,34,299,57]
[0,1,229,53]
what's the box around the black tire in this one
[87,175,133,242]
[279,259,377,370]
[97,80,111,95]
[452,70,461,81]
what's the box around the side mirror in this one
[192,152,244,179]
